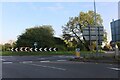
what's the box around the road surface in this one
[1,56,119,78]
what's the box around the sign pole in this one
[94,0,98,56]
[34,42,37,49]
[88,25,91,51]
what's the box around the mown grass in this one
[0,51,75,56]
[0,50,105,56]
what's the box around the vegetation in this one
[62,10,107,51]
[103,44,112,51]
[117,42,120,50]
[16,25,55,47]
[15,25,66,51]
[69,56,120,64]
[1,50,106,56]
[1,10,112,55]
[1,51,74,56]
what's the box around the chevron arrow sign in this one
[11,48,14,52]
[29,48,33,52]
[10,47,58,52]
[34,48,38,52]
[39,48,42,52]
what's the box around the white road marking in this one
[3,62,13,64]
[30,64,66,71]
[57,60,67,62]
[40,61,50,62]
[38,58,45,60]
[0,59,5,61]
[108,67,120,71]
[22,61,33,63]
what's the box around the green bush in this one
[117,42,120,50]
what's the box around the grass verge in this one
[1,51,74,56]
[0,50,105,56]
[69,56,120,64]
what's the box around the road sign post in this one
[34,42,37,48]
[75,48,80,59]
[115,44,119,57]
[83,26,104,53]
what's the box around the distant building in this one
[110,1,120,45]
[110,19,120,42]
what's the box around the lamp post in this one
[94,0,98,55]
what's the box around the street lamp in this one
[94,0,99,55]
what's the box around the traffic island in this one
[69,56,120,64]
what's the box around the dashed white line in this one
[30,64,66,71]
[0,59,5,61]
[38,58,45,60]
[40,61,50,62]
[3,62,13,64]
[108,67,120,71]
[22,61,33,63]
[57,60,67,62]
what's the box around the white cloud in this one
[29,3,64,11]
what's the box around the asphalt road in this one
[1,56,120,78]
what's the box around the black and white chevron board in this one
[10,47,58,52]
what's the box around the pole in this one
[112,19,119,58]
[89,25,91,50]
[94,0,98,55]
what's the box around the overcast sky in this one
[0,1,119,44]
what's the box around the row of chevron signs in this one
[10,47,58,52]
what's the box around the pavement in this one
[1,56,120,78]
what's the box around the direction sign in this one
[82,26,104,41]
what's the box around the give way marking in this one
[29,63,66,71]
[108,67,120,71]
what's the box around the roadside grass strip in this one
[1,51,74,56]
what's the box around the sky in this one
[0,1,119,44]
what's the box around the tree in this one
[117,42,120,50]
[3,43,12,51]
[16,25,55,48]
[62,10,105,51]
[78,11,103,26]
[53,37,67,51]
[103,30,108,44]
[54,37,65,45]
[103,44,112,51]
[0,44,2,51]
